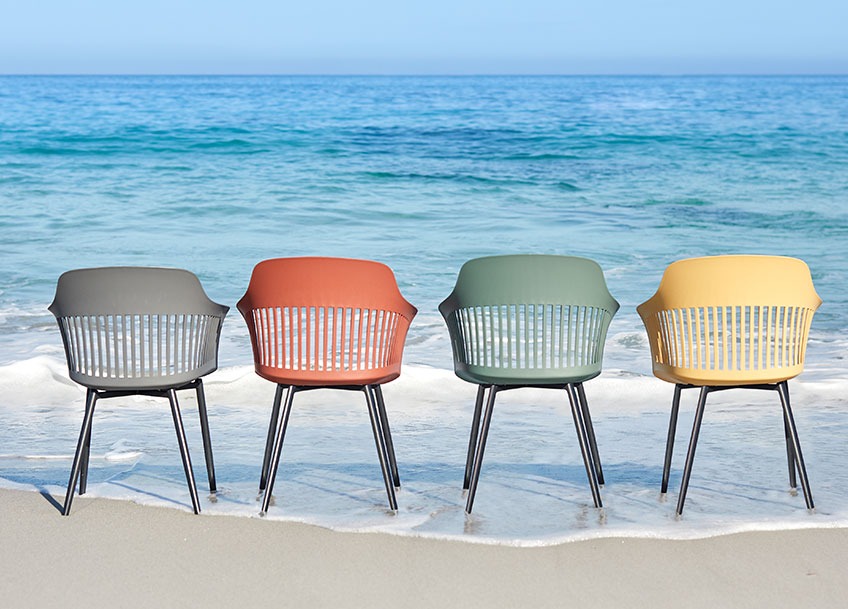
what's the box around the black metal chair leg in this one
[466,386,499,514]
[777,382,814,509]
[79,392,95,496]
[373,385,400,489]
[676,387,709,516]
[168,389,201,514]
[783,407,797,490]
[463,385,486,490]
[260,386,296,515]
[567,384,603,508]
[662,384,683,494]
[63,389,98,516]
[365,387,398,511]
[260,384,285,491]
[575,383,604,486]
[195,379,217,494]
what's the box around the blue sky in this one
[1,0,846,74]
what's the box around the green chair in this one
[439,255,620,513]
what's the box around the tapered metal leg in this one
[575,383,604,486]
[676,387,709,516]
[63,389,98,516]
[777,382,814,509]
[567,384,603,508]
[364,388,398,510]
[373,385,400,489]
[195,380,217,493]
[466,386,499,514]
[662,384,683,494]
[463,385,487,490]
[168,389,201,514]
[259,384,285,491]
[260,386,295,515]
[79,392,96,496]
[783,408,797,489]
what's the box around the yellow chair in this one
[637,255,821,515]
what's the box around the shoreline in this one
[2,488,847,608]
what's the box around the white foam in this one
[2,354,847,545]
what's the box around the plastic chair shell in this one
[237,257,417,386]
[49,267,229,390]
[439,254,620,385]
[637,255,821,386]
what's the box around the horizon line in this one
[2,72,848,78]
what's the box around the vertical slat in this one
[322,307,330,371]
[684,308,694,370]
[667,309,679,368]
[254,310,264,366]
[506,305,513,368]
[120,315,128,378]
[765,305,774,369]
[130,315,137,377]
[592,308,601,364]
[304,306,312,371]
[780,306,789,368]
[519,305,530,368]
[694,308,703,369]
[383,311,394,366]
[336,306,344,371]
[67,318,78,374]
[748,306,754,371]
[146,314,153,377]
[349,308,357,370]
[551,305,564,368]
[357,309,371,370]
[284,307,292,369]
[789,307,800,365]
[798,308,811,364]
[331,307,339,370]
[662,311,673,367]
[469,307,478,367]
[190,314,199,371]
[265,307,273,368]
[495,305,502,368]
[372,309,388,368]
[166,314,173,374]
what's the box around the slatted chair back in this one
[237,257,417,386]
[439,254,620,385]
[49,267,228,390]
[637,255,821,386]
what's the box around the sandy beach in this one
[1,488,846,608]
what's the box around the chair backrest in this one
[49,267,228,390]
[439,255,620,384]
[237,257,417,385]
[637,255,822,385]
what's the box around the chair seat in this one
[454,367,601,387]
[651,365,800,387]
[255,368,401,387]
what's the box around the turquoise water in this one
[1,76,847,542]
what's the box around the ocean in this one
[1,75,846,543]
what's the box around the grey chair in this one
[49,267,228,515]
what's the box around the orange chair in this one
[638,255,822,515]
[237,257,417,514]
